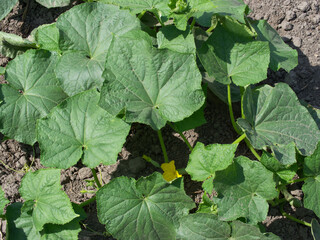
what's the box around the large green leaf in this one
[37,89,130,169]
[251,20,298,72]
[0,31,37,58]
[190,0,249,27]
[197,23,270,86]
[35,0,70,8]
[176,213,280,239]
[99,30,205,130]
[0,0,18,21]
[33,23,60,53]
[186,142,238,192]
[312,219,320,240]
[55,2,141,96]
[0,186,8,215]
[0,49,68,145]
[18,169,78,231]
[213,156,278,224]
[302,142,320,218]
[237,83,320,165]
[97,172,195,240]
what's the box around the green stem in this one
[78,196,96,208]
[278,177,308,188]
[168,122,193,151]
[227,84,241,135]
[154,12,164,27]
[206,25,215,33]
[138,10,146,19]
[280,204,311,227]
[232,133,246,144]
[142,155,161,168]
[244,139,261,161]
[91,168,102,189]
[240,86,245,119]
[190,18,196,30]
[157,130,169,163]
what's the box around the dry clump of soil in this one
[0,0,319,239]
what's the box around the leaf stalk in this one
[280,204,311,227]
[91,168,102,189]
[157,130,169,163]
[168,122,193,151]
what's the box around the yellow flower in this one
[161,160,182,182]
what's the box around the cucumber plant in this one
[0,0,320,239]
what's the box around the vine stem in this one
[190,18,196,30]
[138,10,146,19]
[168,122,193,151]
[278,177,308,188]
[240,86,245,119]
[280,204,311,227]
[232,133,246,144]
[91,168,102,189]
[206,25,215,33]
[78,196,96,208]
[227,83,261,161]
[157,130,169,163]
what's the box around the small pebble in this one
[297,2,311,12]
[292,37,302,47]
[78,167,92,180]
[285,10,296,21]
[282,22,293,31]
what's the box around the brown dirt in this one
[0,0,319,239]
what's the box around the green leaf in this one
[197,24,270,86]
[6,203,29,240]
[304,141,320,177]
[0,66,5,75]
[260,151,297,183]
[0,49,68,145]
[0,0,18,21]
[34,23,60,53]
[176,214,280,240]
[213,156,278,224]
[237,83,320,165]
[37,89,130,169]
[176,213,230,239]
[7,202,84,240]
[196,194,217,214]
[99,30,205,130]
[0,31,37,58]
[190,0,249,27]
[35,0,70,8]
[97,172,195,240]
[251,20,298,72]
[0,186,9,215]
[302,176,320,218]
[157,25,196,54]
[97,0,171,15]
[312,219,320,240]
[186,142,238,182]
[55,2,141,96]
[19,169,78,231]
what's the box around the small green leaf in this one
[97,172,195,240]
[0,66,5,75]
[312,219,320,240]
[0,186,9,215]
[190,0,249,26]
[304,141,320,177]
[237,83,320,165]
[37,89,130,169]
[260,151,297,183]
[302,176,320,218]
[213,156,278,224]
[14,208,41,240]
[251,20,298,72]
[0,49,68,145]
[196,194,217,214]
[176,214,280,240]
[186,142,238,182]
[35,0,70,8]
[99,30,205,130]
[55,2,141,96]
[19,169,78,231]
[157,25,196,54]
[0,0,18,21]
[34,23,60,53]
[197,23,270,86]
[0,31,37,58]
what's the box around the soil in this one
[0,0,319,239]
